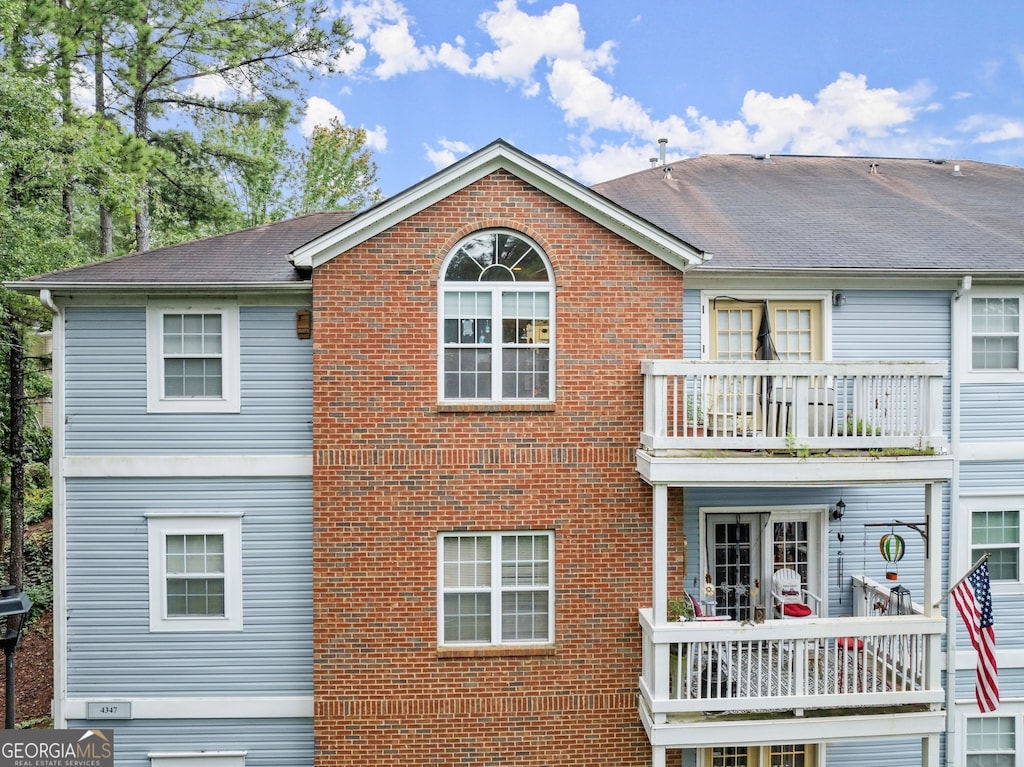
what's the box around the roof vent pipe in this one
[658,138,668,166]
[650,157,659,168]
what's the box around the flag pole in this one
[934,552,991,608]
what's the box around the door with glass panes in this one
[704,744,818,767]
[703,509,822,621]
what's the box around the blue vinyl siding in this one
[832,290,950,361]
[65,477,312,697]
[955,666,1024,703]
[961,461,1024,493]
[64,305,313,455]
[961,382,1024,439]
[682,289,701,359]
[826,739,931,766]
[66,718,312,767]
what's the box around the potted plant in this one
[668,593,698,621]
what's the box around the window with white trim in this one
[972,506,1024,583]
[439,531,554,646]
[439,230,554,402]
[966,716,1015,766]
[147,514,243,632]
[703,744,817,766]
[971,295,1022,374]
[147,303,240,413]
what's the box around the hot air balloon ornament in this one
[879,532,905,581]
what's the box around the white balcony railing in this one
[641,360,948,455]
[639,610,945,718]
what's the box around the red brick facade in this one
[311,171,684,765]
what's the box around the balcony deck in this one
[641,359,948,455]
[638,360,952,485]
[638,577,946,748]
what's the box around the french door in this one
[704,744,818,767]
[703,508,823,621]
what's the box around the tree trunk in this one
[5,319,25,591]
[133,16,151,253]
[59,0,75,237]
[95,27,114,256]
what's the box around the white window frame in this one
[150,753,246,767]
[147,512,244,632]
[437,230,555,404]
[961,711,1020,767]
[965,288,1024,382]
[437,531,555,647]
[967,497,1024,592]
[146,301,241,413]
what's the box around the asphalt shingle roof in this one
[592,155,1024,274]
[15,210,357,287]
[14,155,1024,289]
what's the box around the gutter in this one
[944,278,969,767]
[5,281,312,293]
[38,289,68,728]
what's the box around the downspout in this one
[38,289,68,728]
[945,278,968,767]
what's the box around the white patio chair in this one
[771,568,822,619]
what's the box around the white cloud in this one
[185,74,232,100]
[341,0,443,79]
[364,125,389,151]
[470,0,613,93]
[301,96,346,136]
[368,15,433,78]
[959,115,1024,143]
[546,59,649,133]
[425,138,474,169]
[556,72,937,184]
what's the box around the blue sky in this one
[293,1,1023,195]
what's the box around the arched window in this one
[440,230,554,402]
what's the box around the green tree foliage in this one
[297,119,383,213]
[200,99,293,227]
[109,0,352,249]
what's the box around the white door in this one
[703,508,824,620]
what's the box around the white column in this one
[653,484,669,623]
[923,482,942,618]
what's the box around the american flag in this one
[952,560,999,712]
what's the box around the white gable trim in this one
[289,140,705,273]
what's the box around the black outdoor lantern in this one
[887,584,913,616]
[0,586,33,729]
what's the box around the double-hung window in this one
[440,230,554,402]
[966,716,1015,766]
[147,513,243,632]
[972,295,1022,375]
[971,504,1024,585]
[439,531,554,646]
[147,302,240,413]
